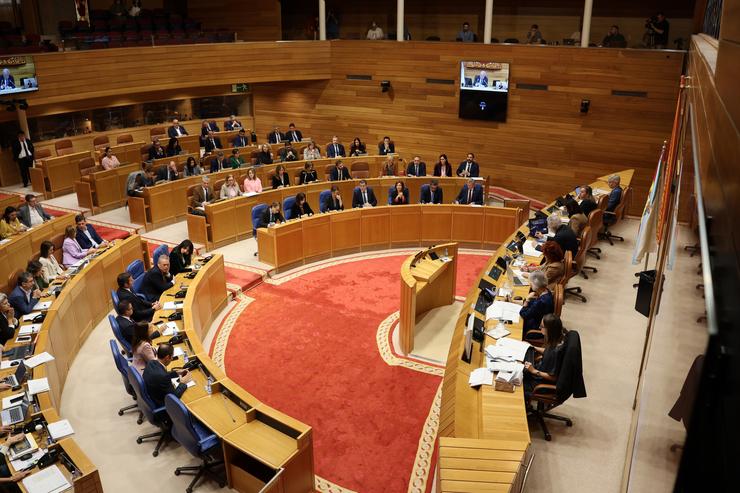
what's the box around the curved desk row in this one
[153,254,315,492]
[191,176,492,251]
[0,235,148,492]
[435,169,634,492]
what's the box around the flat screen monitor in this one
[0,55,38,94]
[459,61,509,122]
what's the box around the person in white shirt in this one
[367,21,385,40]
[38,240,65,283]
[18,194,51,228]
[101,146,121,170]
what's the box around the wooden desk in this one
[29,150,94,198]
[400,243,458,355]
[257,205,520,271]
[75,162,141,213]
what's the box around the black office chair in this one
[527,330,586,441]
[109,340,143,424]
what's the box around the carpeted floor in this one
[218,253,489,492]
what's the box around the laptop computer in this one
[2,345,33,361]
[2,362,26,388]
[1,395,30,426]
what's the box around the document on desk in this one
[47,419,75,440]
[163,301,184,311]
[32,301,51,311]
[486,324,511,340]
[523,241,543,258]
[24,352,55,368]
[496,338,531,362]
[242,191,259,197]
[1,393,25,409]
[19,324,42,335]
[485,301,521,322]
[485,345,515,362]
[487,360,524,374]
[173,347,185,358]
[162,322,179,336]
[468,367,493,387]
[593,188,610,196]
[171,377,196,389]
[27,378,50,395]
[22,464,71,493]
[0,360,21,370]
[21,312,42,322]
[10,449,44,471]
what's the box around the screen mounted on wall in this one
[0,55,38,94]
[459,61,509,122]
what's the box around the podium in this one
[399,243,458,354]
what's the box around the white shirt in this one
[29,206,44,226]
[18,139,29,159]
[367,27,384,40]
[84,229,99,247]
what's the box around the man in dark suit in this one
[203,131,222,153]
[148,138,166,161]
[406,156,427,177]
[232,129,250,148]
[324,186,344,211]
[279,143,299,162]
[0,68,15,90]
[209,152,227,173]
[11,130,34,187]
[286,123,302,142]
[605,175,623,213]
[473,70,489,87]
[420,180,443,204]
[456,153,480,177]
[268,126,285,144]
[0,293,18,346]
[167,119,188,138]
[539,214,578,255]
[75,214,107,249]
[141,255,175,302]
[116,300,159,344]
[352,180,377,208]
[8,272,40,316]
[224,115,242,131]
[326,136,345,158]
[330,160,351,181]
[261,202,284,225]
[191,176,214,211]
[157,160,180,182]
[455,178,484,205]
[18,194,51,228]
[116,273,161,322]
[378,136,395,155]
[143,344,192,408]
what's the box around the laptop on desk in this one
[1,395,30,426]
[2,345,33,361]
[2,362,26,388]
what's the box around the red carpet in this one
[489,185,547,210]
[220,253,489,492]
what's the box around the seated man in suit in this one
[352,180,377,208]
[224,115,242,131]
[148,138,166,161]
[141,254,175,302]
[143,344,192,408]
[191,175,213,213]
[456,153,480,177]
[420,179,443,204]
[210,151,227,173]
[8,272,41,316]
[326,136,346,158]
[406,156,427,177]
[268,126,284,144]
[232,129,250,148]
[330,160,351,181]
[474,70,489,87]
[116,273,161,322]
[604,174,623,223]
[324,185,344,211]
[203,131,222,153]
[286,123,302,142]
[455,178,484,205]
[540,213,579,255]
[261,201,284,226]
[0,293,18,346]
[378,136,395,155]
[75,214,108,250]
[18,194,51,228]
[279,142,299,162]
[116,300,160,344]
[157,160,180,182]
[167,118,188,138]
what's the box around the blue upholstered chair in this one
[152,244,169,266]
[108,314,132,355]
[126,365,170,457]
[126,259,145,280]
[282,196,296,220]
[109,339,142,424]
[318,190,332,213]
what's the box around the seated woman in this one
[166,137,182,157]
[272,164,291,188]
[131,321,157,373]
[523,314,567,397]
[299,161,318,185]
[519,270,554,336]
[380,156,397,176]
[256,144,273,165]
[523,240,564,290]
[39,240,65,283]
[0,206,27,238]
[229,148,246,169]
[303,141,321,160]
[169,239,194,276]
[220,174,242,199]
[565,198,588,236]
[243,167,263,194]
[62,225,95,267]
[577,185,597,216]
[27,260,49,292]
[390,181,409,205]
[291,192,314,219]
[349,137,366,157]
[183,156,203,177]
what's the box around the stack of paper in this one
[163,301,184,311]
[32,301,52,311]
[523,241,543,258]
[1,393,25,409]
[485,345,515,362]
[468,368,493,387]
[24,352,55,368]
[171,377,196,389]
[485,301,521,322]
[47,419,75,440]
[22,465,71,493]
[27,378,50,395]
[487,360,524,374]
[496,338,531,361]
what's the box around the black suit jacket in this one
[116,315,136,344]
[76,224,104,249]
[290,201,314,219]
[378,143,395,155]
[352,187,377,208]
[272,173,291,188]
[433,163,452,177]
[204,137,222,153]
[117,288,155,322]
[141,267,174,302]
[580,199,597,217]
[149,146,166,160]
[169,251,191,276]
[406,162,427,177]
[11,138,34,162]
[330,167,351,181]
[142,359,186,408]
[456,161,480,177]
[326,143,345,158]
[268,131,285,144]
[324,195,344,211]
[553,224,579,255]
[232,135,250,148]
[261,209,284,225]
[0,313,16,346]
[456,184,484,205]
[157,167,180,182]
[420,186,443,204]
[286,129,303,142]
[167,126,188,138]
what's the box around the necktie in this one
[363,191,368,204]
[203,187,208,201]
[293,131,297,141]
[21,140,28,156]
[413,164,417,175]
[468,189,472,203]
[431,190,434,203]
[334,144,338,155]
[210,139,215,148]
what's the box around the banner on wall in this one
[632,143,667,265]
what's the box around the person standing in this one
[11,131,34,188]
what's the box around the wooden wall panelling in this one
[188,0,281,41]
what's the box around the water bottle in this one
[205,376,213,395]
[183,351,189,364]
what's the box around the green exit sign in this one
[232,83,251,93]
